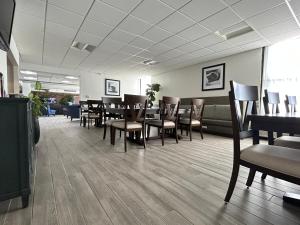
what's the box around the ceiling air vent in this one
[143,59,159,65]
[215,22,254,40]
[71,41,96,53]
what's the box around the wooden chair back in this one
[102,97,122,109]
[190,99,205,121]
[285,95,297,113]
[229,81,258,146]
[79,100,88,114]
[87,100,102,114]
[263,90,280,114]
[161,96,180,122]
[124,94,148,124]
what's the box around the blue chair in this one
[47,104,56,116]
[67,104,80,121]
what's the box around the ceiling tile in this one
[290,0,300,14]
[80,19,113,37]
[88,1,127,26]
[98,39,126,53]
[47,5,84,29]
[223,0,241,5]
[159,0,191,9]
[129,37,155,49]
[61,49,90,68]
[259,19,299,38]
[177,23,210,41]
[147,43,172,55]
[75,31,104,46]
[188,47,214,57]
[135,50,154,59]
[48,0,94,15]
[102,0,142,13]
[180,0,226,22]
[108,29,137,44]
[142,26,173,43]
[208,41,234,52]
[246,4,292,29]
[120,44,144,55]
[15,0,46,19]
[160,35,188,48]
[155,49,183,61]
[175,42,202,53]
[158,12,194,34]
[193,33,224,47]
[131,0,174,25]
[118,15,152,35]
[200,8,241,32]
[268,30,300,44]
[45,22,77,45]
[232,0,285,19]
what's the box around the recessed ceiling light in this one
[21,70,37,75]
[62,80,71,83]
[65,76,78,80]
[143,59,159,65]
[24,76,37,80]
[215,23,254,40]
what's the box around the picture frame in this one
[105,79,120,96]
[202,63,225,91]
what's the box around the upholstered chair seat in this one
[274,136,300,149]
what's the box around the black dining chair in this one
[225,80,300,203]
[146,96,180,146]
[102,97,123,140]
[285,95,297,113]
[79,100,88,126]
[179,99,205,141]
[263,89,280,114]
[86,100,103,129]
[111,94,148,152]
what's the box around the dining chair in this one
[87,100,103,129]
[263,89,280,114]
[225,80,300,203]
[179,99,205,141]
[79,100,88,126]
[146,96,180,146]
[102,97,123,140]
[285,95,297,113]
[111,94,148,152]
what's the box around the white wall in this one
[153,48,263,98]
[80,72,151,100]
[0,37,20,95]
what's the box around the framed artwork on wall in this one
[105,79,120,96]
[202,63,225,91]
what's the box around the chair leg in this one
[161,127,165,146]
[180,125,183,135]
[142,127,146,149]
[103,124,107,140]
[189,125,192,141]
[186,128,188,136]
[224,162,240,203]
[147,125,150,140]
[200,125,204,139]
[119,130,122,138]
[246,169,256,187]
[80,117,82,126]
[261,173,267,180]
[88,118,90,129]
[124,130,127,152]
[175,126,179,144]
[111,127,116,145]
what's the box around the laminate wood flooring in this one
[1,116,300,225]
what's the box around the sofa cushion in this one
[203,105,216,119]
[203,119,232,127]
[241,144,300,178]
[215,105,231,121]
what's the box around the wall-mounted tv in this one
[0,0,16,52]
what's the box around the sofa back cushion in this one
[215,105,231,121]
[203,105,216,119]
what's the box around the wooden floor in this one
[1,116,300,225]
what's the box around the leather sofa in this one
[67,104,80,121]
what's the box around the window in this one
[263,37,300,111]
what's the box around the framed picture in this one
[202,63,225,91]
[105,79,120,96]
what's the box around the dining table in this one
[248,112,300,205]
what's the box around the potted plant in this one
[146,83,161,108]
[29,81,43,144]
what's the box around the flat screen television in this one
[0,0,16,52]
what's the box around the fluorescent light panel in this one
[65,76,78,80]
[21,70,37,75]
[24,76,37,80]
[285,0,300,28]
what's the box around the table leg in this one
[253,129,259,145]
[268,131,274,145]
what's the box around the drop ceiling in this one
[13,0,300,76]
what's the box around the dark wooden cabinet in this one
[0,98,33,208]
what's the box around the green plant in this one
[146,83,160,108]
[29,92,43,117]
[59,95,74,106]
[35,81,42,90]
